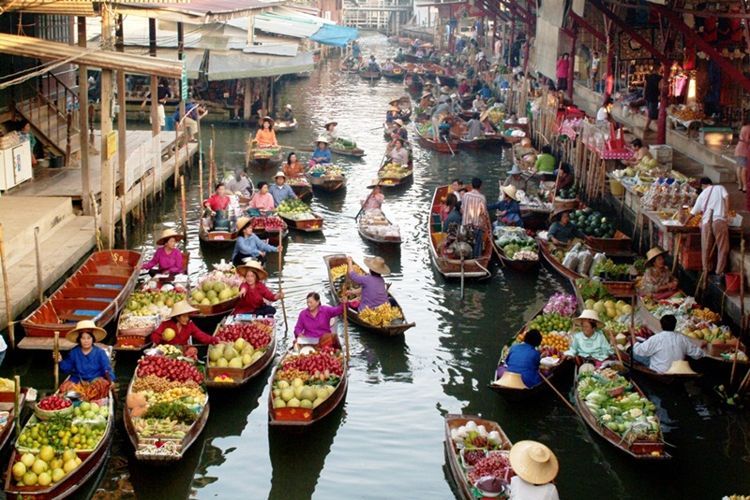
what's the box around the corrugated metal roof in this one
[206,50,314,80]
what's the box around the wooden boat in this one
[20,250,143,348]
[205,317,277,388]
[307,169,347,193]
[586,230,635,257]
[339,60,360,74]
[403,73,423,94]
[323,254,415,336]
[382,65,406,81]
[114,311,155,353]
[288,178,313,203]
[267,348,348,427]
[278,211,324,233]
[0,389,27,454]
[275,119,298,133]
[5,390,114,498]
[330,143,365,158]
[247,147,283,169]
[414,122,459,154]
[436,74,458,88]
[428,186,492,280]
[492,239,539,272]
[520,204,553,231]
[612,341,701,384]
[357,209,402,245]
[359,69,382,80]
[198,216,236,251]
[573,367,671,460]
[124,373,209,462]
[443,414,512,500]
[377,155,413,189]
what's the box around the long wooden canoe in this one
[414,124,459,154]
[124,371,209,462]
[288,178,313,203]
[382,66,406,81]
[357,209,402,245]
[323,254,415,337]
[278,211,324,233]
[20,250,143,344]
[443,414,512,500]
[297,144,366,158]
[198,214,236,251]
[377,155,413,189]
[205,317,277,389]
[246,146,283,169]
[307,171,347,193]
[5,391,114,499]
[0,390,26,454]
[573,367,670,460]
[268,348,348,428]
[491,238,539,273]
[428,186,492,280]
[275,119,298,133]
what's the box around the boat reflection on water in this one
[358,331,412,383]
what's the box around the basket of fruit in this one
[34,395,74,421]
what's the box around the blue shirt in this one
[443,208,462,232]
[311,147,332,164]
[479,86,492,99]
[268,184,296,206]
[505,343,541,387]
[232,234,277,260]
[59,346,115,383]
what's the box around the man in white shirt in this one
[633,315,704,373]
[461,177,488,258]
[690,177,730,277]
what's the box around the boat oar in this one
[443,135,456,156]
[460,255,465,299]
[731,238,746,386]
[277,244,288,334]
[13,375,20,440]
[539,371,580,416]
[342,282,350,362]
[53,331,60,389]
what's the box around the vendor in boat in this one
[383,58,395,72]
[442,193,462,232]
[352,40,361,60]
[547,208,586,247]
[226,168,253,197]
[233,260,284,317]
[232,216,279,265]
[203,182,230,226]
[345,256,391,312]
[632,314,704,374]
[471,94,487,113]
[458,78,470,96]
[534,145,556,181]
[431,99,451,141]
[390,119,408,142]
[269,171,297,207]
[367,55,380,73]
[281,104,294,122]
[508,441,560,500]
[461,177,490,258]
[389,139,410,166]
[504,165,527,191]
[324,121,339,144]
[311,138,333,165]
[555,163,574,192]
[294,292,344,347]
[637,247,679,299]
[55,320,115,383]
[283,152,306,179]
[247,181,276,213]
[362,182,385,211]
[465,112,483,140]
[449,94,463,115]
[386,106,400,124]
[151,301,219,346]
[254,116,278,148]
[438,116,453,142]
[419,92,434,111]
[142,228,185,276]
[496,329,542,388]
[487,185,523,227]
[564,310,613,364]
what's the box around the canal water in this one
[5,33,750,499]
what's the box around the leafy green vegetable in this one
[143,402,197,424]
[575,278,611,301]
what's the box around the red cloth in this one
[204,194,229,211]
[556,58,569,79]
[151,319,217,345]
[233,282,276,314]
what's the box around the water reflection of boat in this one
[357,329,412,382]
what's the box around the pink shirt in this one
[363,193,384,210]
[556,58,569,79]
[735,125,750,158]
[248,192,275,212]
[142,246,184,274]
[294,304,344,340]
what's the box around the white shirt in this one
[596,106,609,122]
[461,189,487,226]
[509,476,559,500]
[633,330,704,373]
[0,334,6,352]
[389,147,409,166]
[691,184,729,224]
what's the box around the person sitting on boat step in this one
[311,138,333,165]
[142,229,185,276]
[461,177,489,258]
[637,247,679,299]
[247,181,276,213]
[388,139,410,166]
[465,112,483,140]
[632,314,704,374]
[565,310,613,365]
[233,260,284,317]
[55,321,115,383]
[294,292,344,348]
[281,104,294,122]
[547,208,586,247]
[284,152,306,179]
[508,441,560,500]
[254,116,278,148]
[269,171,297,207]
[471,94,487,113]
[203,182,231,230]
[363,183,385,211]
[226,168,253,197]
[487,185,523,228]
[151,301,219,346]
[232,216,278,266]
[450,179,465,202]
[345,256,393,312]
[496,328,542,388]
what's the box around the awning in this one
[206,50,314,80]
[123,48,205,79]
[310,24,358,47]
[252,12,322,38]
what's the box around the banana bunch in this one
[146,386,206,405]
[330,264,364,281]
[359,303,403,327]
[134,417,189,439]
[0,378,15,392]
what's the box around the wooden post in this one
[180,175,188,244]
[34,226,43,303]
[117,69,127,228]
[78,17,91,215]
[13,375,20,439]
[656,61,670,144]
[53,331,60,389]
[0,224,15,349]
[99,8,116,249]
[568,27,577,100]
[149,18,160,141]
[177,22,186,120]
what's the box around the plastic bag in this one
[590,253,606,278]
[577,250,593,275]
[562,250,579,271]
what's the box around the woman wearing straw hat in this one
[233,260,284,316]
[323,121,339,145]
[504,164,527,192]
[495,329,543,389]
[564,310,613,365]
[268,171,297,208]
[345,256,391,312]
[142,229,186,277]
[547,208,586,247]
[508,440,560,499]
[487,185,523,227]
[254,116,278,148]
[310,138,332,165]
[637,247,679,299]
[385,105,400,125]
[55,321,115,383]
[632,314,703,374]
[151,300,219,346]
[232,216,278,266]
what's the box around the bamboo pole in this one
[198,132,204,207]
[277,245,288,333]
[34,226,43,304]
[180,175,188,244]
[90,193,103,252]
[13,375,20,439]
[0,224,15,349]
[120,196,127,248]
[342,281,350,362]
[53,331,60,389]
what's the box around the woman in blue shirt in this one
[488,185,523,227]
[232,216,278,266]
[310,138,332,165]
[56,321,114,383]
[501,329,542,388]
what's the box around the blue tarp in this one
[310,24,358,47]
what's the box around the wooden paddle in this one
[53,331,60,389]
[539,371,580,416]
[342,282,350,362]
[460,254,465,299]
[13,375,20,440]
[277,244,288,334]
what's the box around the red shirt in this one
[151,319,217,345]
[204,194,229,212]
[233,282,276,314]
